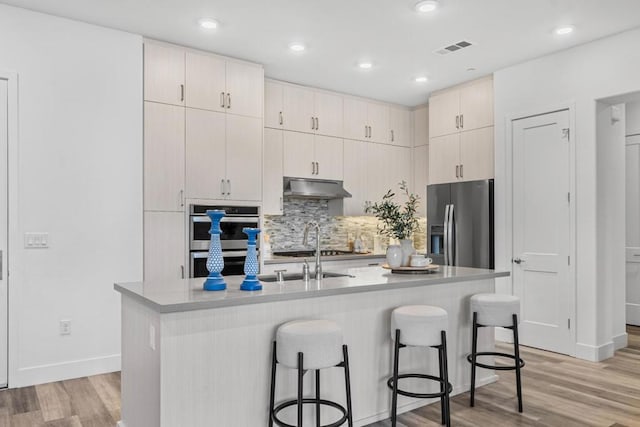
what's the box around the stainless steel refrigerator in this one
[427,179,494,268]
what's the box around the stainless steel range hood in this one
[283,177,352,200]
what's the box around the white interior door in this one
[0,78,8,387]
[512,109,573,355]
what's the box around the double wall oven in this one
[189,205,260,278]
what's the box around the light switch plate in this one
[24,232,49,248]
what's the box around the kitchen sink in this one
[258,271,354,282]
[271,249,355,257]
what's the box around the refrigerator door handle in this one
[443,204,450,265]
[448,204,455,265]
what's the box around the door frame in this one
[503,102,577,356]
[1,70,18,387]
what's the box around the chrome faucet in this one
[302,221,322,280]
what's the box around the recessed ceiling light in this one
[415,76,428,83]
[555,25,575,35]
[359,62,373,69]
[288,43,306,52]
[467,67,476,72]
[198,18,219,30]
[415,0,440,13]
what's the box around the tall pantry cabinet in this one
[143,40,264,281]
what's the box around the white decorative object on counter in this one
[400,239,416,267]
[386,244,403,268]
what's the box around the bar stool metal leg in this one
[470,311,478,407]
[441,330,451,427]
[269,341,277,427]
[513,314,523,413]
[438,343,445,425]
[391,329,401,427]
[297,352,304,427]
[315,369,321,427]
[342,345,354,427]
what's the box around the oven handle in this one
[191,216,259,224]
[191,250,250,259]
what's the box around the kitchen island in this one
[115,265,509,427]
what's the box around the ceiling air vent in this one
[434,40,474,55]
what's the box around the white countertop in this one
[114,265,509,313]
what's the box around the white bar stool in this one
[468,293,525,412]
[387,305,452,427]
[269,319,353,427]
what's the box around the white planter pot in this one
[386,245,403,268]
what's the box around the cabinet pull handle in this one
[180,84,185,102]
[280,197,283,212]
[315,117,319,130]
[460,114,464,129]
[369,126,372,138]
[391,129,395,142]
[365,125,368,138]
[179,189,184,207]
[220,92,226,108]
[456,165,459,178]
[181,265,185,279]
[311,116,315,130]
[455,115,459,129]
[279,111,283,125]
[312,162,315,175]
[316,162,320,175]
[227,179,231,195]
[226,93,231,109]
[460,164,463,178]
[221,179,225,196]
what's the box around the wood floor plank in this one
[61,378,115,426]
[43,416,82,427]
[9,409,44,427]
[35,382,72,422]
[87,373,120,422]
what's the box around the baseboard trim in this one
[12,354,121,388]
[613,332,628,351]
[354,374,499,426]
[575,341,614,362]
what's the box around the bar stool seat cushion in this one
[391,305,448,347]
[470,293,520,327]
[276,319,343,370]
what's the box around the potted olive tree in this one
[365,181,420,267]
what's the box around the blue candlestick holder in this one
[204,210,227,291]
[240,227,262,291]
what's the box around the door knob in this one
[513,257,524,264]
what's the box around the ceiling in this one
[3,0,640,106]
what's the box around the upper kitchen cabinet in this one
[144,42,185,106]
[282,131,343,181]
[389,106,412,147]
[185,108,262,202]
[343,139,368,215]
[413,144,429,216]
[266,80,343,137]
[413,105,429,147]
[263,129,284,215]
[344,97,389,144]
[185,51,263,118]
[428,127,493,185]
[429,76,493,138]
[144,102,185,212]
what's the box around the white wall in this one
[0,4,143,386]
[494,28,640,361]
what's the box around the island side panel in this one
[121,295,162,427]
[157,278,495,426]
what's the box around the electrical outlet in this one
[149,324,156,350]
[59,319,71,335]
[25,232,49,248]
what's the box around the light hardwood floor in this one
[1,327,639,426]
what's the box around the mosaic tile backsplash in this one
[263,199,427,258]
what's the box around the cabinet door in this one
[185,108,226,200]
[314,135,343,180]
[459,127,494,181]
[225,61,264,118]
[283,85,315,133]
[144,211,185,281]
[283,131,315,178]
[343,140,367,215]
[429,90,459,138]
[314,91,343,137]
[265,80,284,129]
[428,134,459,185]
[144,102,185,211]
[413,106,429,147]
[413,145,429,216]
[185,51,226,112]
[627,101,640,136]
[387,146,412,205]
[367,102,390,144]
[263,129,284,215]
[144,42,185,106]
[389,107,412,147]
[627,140,640,246]
[366,142,392,207]
[459,77,493,131]
[343,98,368,141]
[226,115,263,201]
